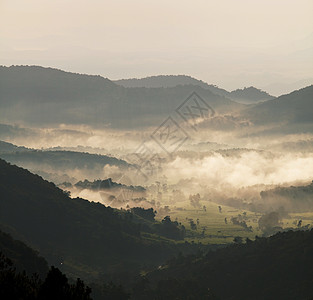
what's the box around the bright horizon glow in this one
[1,0,313,95]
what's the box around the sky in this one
[1,0,313,95]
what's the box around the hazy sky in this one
[1,0,312,95]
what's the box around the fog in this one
[2,122,312,215]
[164,152,313,187]
[1,1,313,296]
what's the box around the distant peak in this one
[229,86,274,104]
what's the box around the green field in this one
[155,200,313,244]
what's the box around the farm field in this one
[156,200,313,244]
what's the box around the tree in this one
[155,216,186,240]
[189,193,201,208]
[189,219,197,230]
[39,266,91,300]
[233,236,243,244]
[131,207,156,221]
[258,212,281,235]
[0,253,91,300]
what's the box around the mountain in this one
[229,86,274,104]
[115,75,275,104]
[135,229,313,300]
[0,141,131,184]
[0,159,207,281]
[0,140,31,154]
[242,85,313,126]
[115,75,230,97]
[262,78,313,96]
[0,66,243,129]
[0,149,130,170]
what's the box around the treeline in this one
[261,181,313,212]
[130,208,186,240]
[74,178,146,193]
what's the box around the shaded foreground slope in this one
[0,159,203,282]
[141,230,313,300]
[0,229,48,278]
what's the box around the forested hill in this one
[0,140,132,184]
[242,85,313,125]
[0,66,243,128]
[0,159,201,281]
[0,230,93,300]
[115,75,230,98]
[0,140,31,153]
[0,149,130,170]
[229,86,274,104]
[136,229,313,300]
[0,229,48,278]
[115,75,274,103]
[260,181,313,212]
